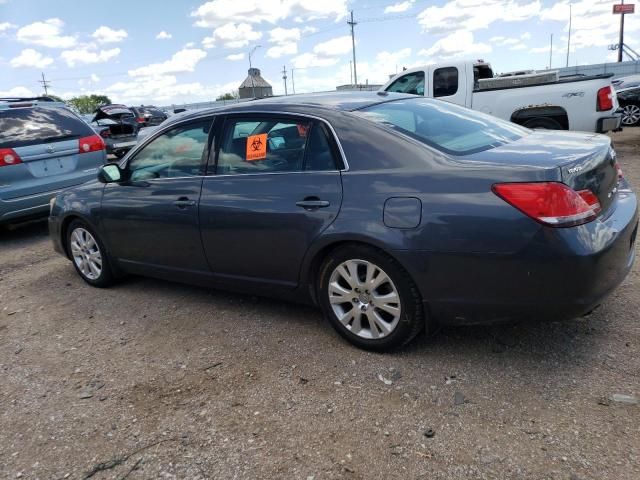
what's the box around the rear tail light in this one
[78,134,105,153]
[0,148,22,167]
[99,129,111,138]
[492,182,601,227]
[136,117,145,123]
[597,86,613,111]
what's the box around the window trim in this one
[433,66,459,98]
[122,115,215,180]
[209,111,348,176]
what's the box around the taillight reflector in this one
[0,148,22,167]
[492,182,601,227]
[597,86,613,111]
[78,134,105,153]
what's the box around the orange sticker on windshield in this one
[246,134,267,161]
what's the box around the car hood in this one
[461,130,611,169]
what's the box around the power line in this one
[39,72,51,95]
[347,10,358,86]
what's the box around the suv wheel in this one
[67,220,114,287]
[318,244,425,351]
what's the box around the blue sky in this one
[0,0,636,105]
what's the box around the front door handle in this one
[296,198,330,210]
[173,197,196,209]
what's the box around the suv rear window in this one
[0,107,94,148]
[136,107,165,117]
[356,98,527,155]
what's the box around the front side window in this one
[356,98,527,155]
[433,67,459,97]
[386,71,425,95]
[217,117,337,174]
[128,119,212,181]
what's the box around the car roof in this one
[161,91,415,126]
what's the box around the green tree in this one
[216,92,238,101]
[66,94,112,114]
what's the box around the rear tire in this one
[522,117,563,130]
[318,244,425,351]
[66,219,115,288]
[621,104,640,126]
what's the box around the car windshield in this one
[355,98,528,155]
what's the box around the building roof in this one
[239,68,272,89]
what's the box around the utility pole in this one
[549,34,553,69]
[39,72,51,96]
[282,65,288,95]
[291,69,295,95]
[619,0,626,62]
[347,10,358,87]
[566,3,572,67]
[349,60,353,86]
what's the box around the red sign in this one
[613,4,635,14]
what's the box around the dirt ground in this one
[1,129,639,480]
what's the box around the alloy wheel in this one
[327,259,402,340]
[622,104,640,125]
[70,228,103,280]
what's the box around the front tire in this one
[67,219,115,287]
[318,244,425,351]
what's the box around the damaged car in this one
[91,105,139,158]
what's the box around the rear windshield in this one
[0,107,94,148]
[355,98,527,155]
[137,107,166,117]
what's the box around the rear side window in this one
[217,117,338,175]
[356,98,527,155]
[0,107,94,148]
[386,71,425,95]
[433,67,459,97]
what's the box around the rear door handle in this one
[173,197,196,208]
[296,199,330,210]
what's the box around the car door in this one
[199,114,344,287]
[100,117,213,272]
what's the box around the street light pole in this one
[566,3,572,67]
[248,45,261,98]
[619,0,626,62]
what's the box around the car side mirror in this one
[97,164,123,183]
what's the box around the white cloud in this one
[529,45,550,54]
[266,27,300,58]
[60,46,120,67]
[92,26,127,44]
[202,22,262,49]
[291,35,352,68]
[17,18,76,48]
[418,1,541,35]
[0,22,16,32]
[418,31,491,60]
[226,53,245,61]
[384,1,414,14]
[128,48,207,77]
[103,74,240,105]
[190,0,347,27]
[156,31,173,40]
[10,49,54,68]
[0,86,37,97]
[521,32,531,40]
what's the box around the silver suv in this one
[0,97,107,225]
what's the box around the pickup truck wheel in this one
[621,104,640,126]
[522,117,563,130]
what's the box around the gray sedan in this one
[49,93,638,350]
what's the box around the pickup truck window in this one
[433,67,458,97]
[356,98,527,155]
[386,71,425,95]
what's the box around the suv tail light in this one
[0,148,22,167]
[492,182,601,227]
[597,86,613,111]
[136,117,145,123]
[78,134,105,153]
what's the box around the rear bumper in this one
[596,114,622,133]
[48,214,65,256]
[394,189,638,326]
